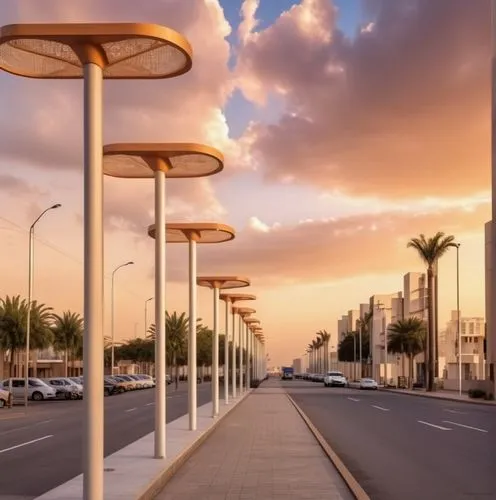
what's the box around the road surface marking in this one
[38,419,52,425]
[442,420,488,433]
[418,420,451,431]
[372,405,390,411]
[125,407,137,413]
[0,435,53,454]
[146,402,155,406]
[444,409,466,415]
[347,397,360,402]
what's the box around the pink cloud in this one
[236,0,490,198]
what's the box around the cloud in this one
[236,0,490,198]
[175,202,490,285]
[0,0,236,232]
[0,174,42,197]
[239,0,261,44]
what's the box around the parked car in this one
[0,388,10,408]
[1,378,56,401]
[105,376,127,393]
[323,371,347,387]
[359,378,378,390]
[43,378,80,400]
[104,380,119,396]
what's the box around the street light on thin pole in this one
[455,243,462,395]
[111,261,134,374]
[144,297,153,337]
[24,203,61,408]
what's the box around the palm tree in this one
[0,295,53,376]
[307,344,314,372]
[408,232,456,391]
[311,339,319,372]
[318,330,331,372]
[357,310,373,377]
[315,337,324,373]
[51,311,83,377]
[388,318,426,388]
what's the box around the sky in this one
[0,0,491,366]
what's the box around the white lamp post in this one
[197,277,250,416]
[234,307,256,394]
[244,319,260,388]
[104,144,223,455]
[455,243,462,395]
[148,223,235,431]
[0,23,193,499]
[24,203,61,407]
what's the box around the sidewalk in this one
[156,384,353,500]
[381,387,496,405]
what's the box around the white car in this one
[0,388,10,408]
[324,371,347,387]
[359,378,378,390]
[1,378,56,401]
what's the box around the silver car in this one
[1,378,56,401]
[43,378,80,400]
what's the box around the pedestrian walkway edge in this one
[286,394,370,500]
[138,392,252,500]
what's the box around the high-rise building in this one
[337,315,348,341]
[348,309,360,332]
[292,358,303,374]
[403,272,428,320]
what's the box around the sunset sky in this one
[0,0,490,366]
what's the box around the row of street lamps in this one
[0,21,266,500]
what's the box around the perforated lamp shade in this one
[0,23,192,78]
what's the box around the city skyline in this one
[0,0,490,366]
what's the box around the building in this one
[337,315,348,341]
[292,358,303,374]
[403,272,428,320]
[485,221,495,393]
[444,311,485,380]
[347,309,360,333]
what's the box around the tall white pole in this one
[188,238,197,430]
[246,326,250,389]
[232,310,237,398]
[492,0,496,401]
[239,315,244,393]
[224,299,230,404]
[154,169,166,457]
[82,62,104,500]
[212,287,220,416]
[24,227,34,407]
[111,271,115,375]
[457,243,461,395]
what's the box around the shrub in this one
[250,379,260,388]
[468,388,486,399]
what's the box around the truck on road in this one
[281,366,294,380]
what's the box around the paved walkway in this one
[156,383,353,500]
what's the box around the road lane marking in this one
[347,397,360,402]
[0,435,53,454]
[146,402,155,406]
[372,405,390,411]
[444,409,466,415]
[418,420,451,431]
[125,408,137,413]
[442,420,488,433]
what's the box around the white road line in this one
[442,420,488,433]
[0,435,53,454]
[418,420,452,431]
[146,402,155,406]
[347,397,360,402]
[444,409,466,415]
[372,405,390,412]
[39,419,53,425]
[125,408,137,413]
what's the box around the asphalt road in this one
[286,380,496,500]
[0,382,213,499]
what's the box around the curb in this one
[378,388,496,407]
[286,394,370,500]
[137,391,252,500]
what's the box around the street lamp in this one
[111,261,134,374]
[197,277,250,417]
[219,293,256,401]
[244,318,260,388]
[104,144,223,456]
[233,307,256,394]
[148,222,235,431]
[455,243,462,395]
[24,203,61,407]
[144,297,153,337]
[0,22,192,499]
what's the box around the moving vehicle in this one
[359,378,378,390]
[323,371,347,387]
[281,366,294,380]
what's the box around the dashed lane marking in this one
[442,420,488,433]
[418,420,451,431]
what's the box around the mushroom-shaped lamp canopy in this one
[103,143,223,179]
[0,23,192,79]
[220,293,256,303]
[197,276,250,290]
[244,318,260,325]
[148,222,235,244]
[233,307,256,318]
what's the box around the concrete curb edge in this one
[378,388,496,406]
[286,393,370,500]
[137,391,252,500]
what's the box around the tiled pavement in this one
[156,382,353,500]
